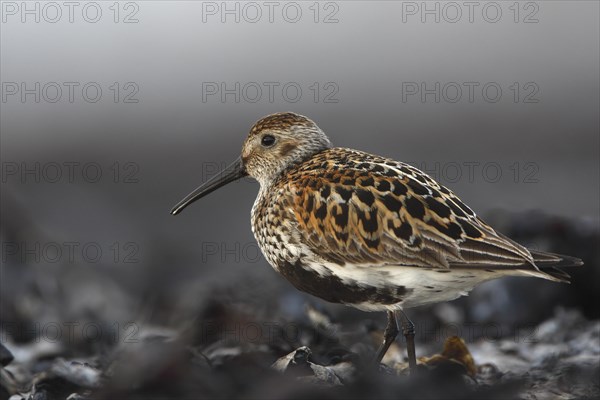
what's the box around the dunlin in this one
[171,112,582,371]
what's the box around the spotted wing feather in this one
[277,148,542,272]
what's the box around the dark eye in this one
[261,135,276,147]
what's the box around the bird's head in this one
[241,112,331,186]
[171,112,331,215]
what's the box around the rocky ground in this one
[1,307,598,399]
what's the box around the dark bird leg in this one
[373,310,399,365]
[397,310,417,374]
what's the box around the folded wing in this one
[278,148,581,282]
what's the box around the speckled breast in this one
[250,184,301,270]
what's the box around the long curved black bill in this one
[170,157,247,215]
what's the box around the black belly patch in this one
[277,260,411,305]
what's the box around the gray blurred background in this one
[1,0,599,355]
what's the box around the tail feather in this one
[529,250,583,283]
